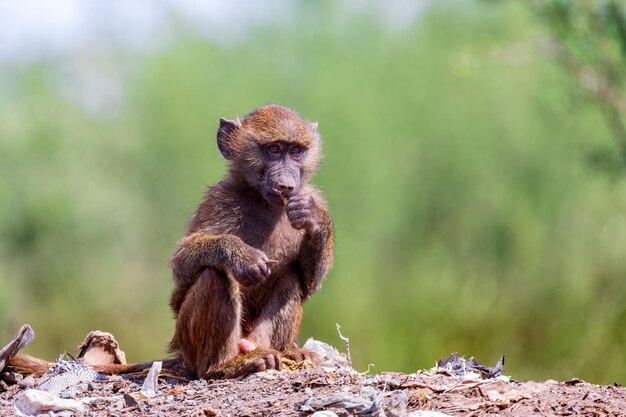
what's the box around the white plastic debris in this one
[408,412,454,417]
[140,361,162,398]
[311,412,339,417]
[302,338,347,367]
[14,389,84,416]
[37,355,101,397]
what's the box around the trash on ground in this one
[37,354,105,397]
[140,361,162,398]
[14,389,84,416]
[435,352,505,379]
[300,385,408,416]
[302,338,348,367]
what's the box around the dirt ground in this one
[2,363,626,416]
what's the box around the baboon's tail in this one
[7,353,50,378]
[8,353,189,379]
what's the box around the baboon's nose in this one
[277,183,295,198]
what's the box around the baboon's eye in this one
[290,146,302,155]
[267,145,281,154]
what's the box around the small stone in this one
[18,376,35,389]
[0,380,8,392]
[2,372,23,385]
[191,407,222,417]
[111,381,126,393]
[123,393,139,408]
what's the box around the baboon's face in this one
[259,140,307,205]
[216,104,321,206]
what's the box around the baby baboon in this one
[168,104,334,378]
[6,104,333,380]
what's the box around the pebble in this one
[2,372,23,385]
[123,393,139,408]
[18,376,36,389]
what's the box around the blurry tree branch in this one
[531,0,626,166]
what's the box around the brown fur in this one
[170,105,333,376]
[169,104,334,378]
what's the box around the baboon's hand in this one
[228,245,271,287]
[287,194,321,234]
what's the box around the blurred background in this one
[1,0,626,384]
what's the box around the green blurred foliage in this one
[1,1,626,384]
[530,0,626,164]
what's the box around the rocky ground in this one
[2,362,626,416]
[1,327,624,416]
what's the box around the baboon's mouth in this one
[266,191,288,206]
[271,188,289,206]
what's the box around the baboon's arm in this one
[170,233,269,288]
[295,196,334,300]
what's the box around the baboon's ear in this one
[217,118,241,160]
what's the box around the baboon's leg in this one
[245,274,320,364]
[245,274,303,351]
[169,268,241,378]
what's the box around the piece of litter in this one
[408,412,454,417]
[140,361,162,398]
[435,352,505,379]
[300,385,408,416]
[14,389,84,416]
[311,412,339,417]
[335,324,352,369]
[37,354,104,397]
[302,338,347,367]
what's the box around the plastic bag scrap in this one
[37,354,107,397]
[302,338,348,368]
[435,352,505,379]
[301,385,408,417]
[14,389,84,416]
[140,360,162,398]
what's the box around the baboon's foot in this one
[208,349,282,379]
[282,348,320,366]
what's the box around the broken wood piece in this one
[0,324,35,374]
